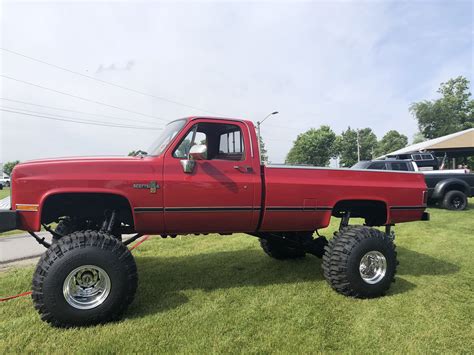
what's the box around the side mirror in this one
[180,159,196,174]
[180,144,207,174]
[189,144,207,160]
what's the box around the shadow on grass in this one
[127,246,459,318]
[397,247,460,276]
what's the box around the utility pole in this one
[356,129,361,162]
[257,111,279,142]
[256,111,279,163]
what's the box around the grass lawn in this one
[0,187,10,200]
[1,201,473,353]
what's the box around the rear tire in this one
[32,230,137,327]
[442,190,467,210]
[322,226,397,298]
[259,232,313,259]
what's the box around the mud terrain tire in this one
[322,226,397,298]
[32,230,137,327]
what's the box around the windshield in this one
[148,119,187,156]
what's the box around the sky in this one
[0,0,472,164]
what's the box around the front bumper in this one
[0,210,18,232]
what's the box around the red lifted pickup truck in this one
[0,116,429,327]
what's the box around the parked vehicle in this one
[424,172,474,210]
[353,159,473,210]
[0,116,429,327]
[352,159,418,172]
[386,151,439,170]
[0,173,10,189]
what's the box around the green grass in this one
[0,187,10,200]
[1,202,474,353]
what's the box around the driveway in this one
[0,232,52,264]
[0,232,136,267]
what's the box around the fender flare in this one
[432,178,470,199]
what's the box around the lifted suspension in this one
[251,232,327,258]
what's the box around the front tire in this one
[32,230,137,327]
[442,190,467,210]
[322,226,397,298]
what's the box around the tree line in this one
[283,76,473,167]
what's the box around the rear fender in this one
[432,178,470,199]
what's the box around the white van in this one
[0,173,10,189]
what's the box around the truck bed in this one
[259,165,427,231]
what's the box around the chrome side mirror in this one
[189,144,207,160]
[180,159,196,173]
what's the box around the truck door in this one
[162,120,260,233]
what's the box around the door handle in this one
[234,165,253,173]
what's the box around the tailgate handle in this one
[234,165,253,173]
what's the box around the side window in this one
[173,125,207,159]
[421,154,433,160]
[391,162,409,171]
[172,122,244,161]
[368,162,386,170]
[216,126,245,161]
[412,154,421,160]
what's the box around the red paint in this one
[10,116,427,234]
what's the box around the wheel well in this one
[41,193,134,227]
[332,200,387,226]
[443,183,468,195]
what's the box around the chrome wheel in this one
[359,251,387,284]
[63,265,111,310]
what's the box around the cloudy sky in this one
[0,0,472,164]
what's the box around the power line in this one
[1,105,162,128]
[0,97,160,125]
[0,74,169,122]
[1,47,223,115]
[1,107,163,130]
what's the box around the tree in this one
[410,76,474,139]
[374,130,408,157]
[285,125,337,167]
[2,160,20,176]
[412,131,426,144]
[259,135,268,163]
[336,127,377,167]
[335,127,378,167]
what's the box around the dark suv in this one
[352,159,417,172]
